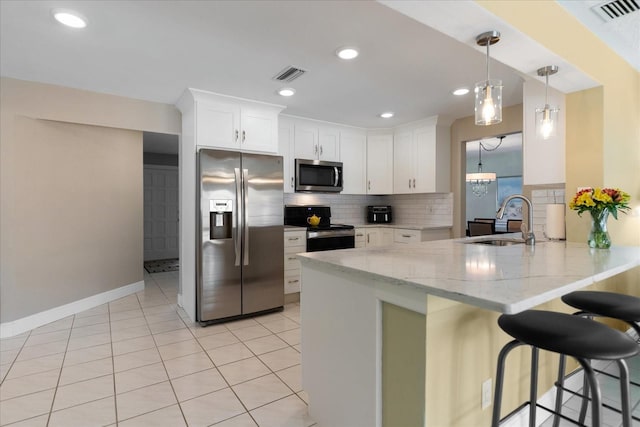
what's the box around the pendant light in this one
[535,65,559,140]
[474,31,502,126]
[466,142,497,197]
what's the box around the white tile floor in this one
[0,271,316,427]
[537,353,640,427]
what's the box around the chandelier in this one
[466,136,504,197]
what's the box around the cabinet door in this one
[279,121,295,193]
[393,131,414,194]
[318,127,340,161]
[354,228,366,248]
[413,125,436,193]
[294,124,319,160]
[241,107,278,153]
[196,101,240,149]
[340,132,367,194]
[366,228,382,247]
[366,134,393,194]
[381,228,394,246]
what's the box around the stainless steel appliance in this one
[198,149,284,324]
[295,159,343,192]
[284,205,355,252]
[367,206,393,224]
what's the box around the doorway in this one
[143,132,179,265]
[465,133,523,233]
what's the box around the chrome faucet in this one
[496,194,535,246]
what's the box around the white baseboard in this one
[503,326,637,427]
[0,281,144,338]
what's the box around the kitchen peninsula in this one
[298,237,640,427]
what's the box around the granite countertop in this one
[297,236,640,314]
[285,224,451,231]
[352,224,452,230]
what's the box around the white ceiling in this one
[1,1,635,154]
[0,0,526,131]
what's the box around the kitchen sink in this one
[465,238,525,246]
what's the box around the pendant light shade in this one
[475,31,502,126]
[535,65,560,140]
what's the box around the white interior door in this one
[144,165,179,261]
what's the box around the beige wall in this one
[450,104,523,238]
[0,78,181,323]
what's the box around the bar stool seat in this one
[492,310,639,427]
[562,291,640,332]
[498,310,639,360]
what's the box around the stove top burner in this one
[307,224,354,231]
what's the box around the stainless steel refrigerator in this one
[197,149,284,323]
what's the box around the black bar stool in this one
[492,310,639,427]
[554,291,640,425]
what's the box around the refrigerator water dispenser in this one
[209,199,232,240]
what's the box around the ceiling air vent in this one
[272,66,307,82]
[591,0,639,21]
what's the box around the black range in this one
[284,205,355,252]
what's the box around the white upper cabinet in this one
[393,116,451,194]
[293,121,340,161]
[178,89,284,153]
[366,133,394,195]
[278,117,295,193]
[340,131,367,194]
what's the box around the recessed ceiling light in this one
[278,88,296,97]
[52,9,88,28]
[380,112,394,119]
[336,47,359,60]
[453,87,470,96]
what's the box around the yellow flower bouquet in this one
[569,187,631,248]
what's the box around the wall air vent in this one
[272,66,307,82]
[591,0,639,21]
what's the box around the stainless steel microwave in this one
[295,159,343,192]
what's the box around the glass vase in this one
[588,209,611,249]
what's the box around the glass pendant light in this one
[474,31,502,126]
[535,65,560,140]
[466,142,496,197]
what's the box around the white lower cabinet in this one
[394,228,451,243]
[364,228,393,247]
[284,229,306,294]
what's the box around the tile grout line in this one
[44,314,75,426]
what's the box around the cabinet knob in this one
[288,279,300,284]
[287,256,297,261]
[320,145,323,156]
[314,145,318,155]
[288,237,299,241]
[408,179,411,188]
[242,130,246,142]
[413,178,416,188]
[235,130,239,141]
[291,177,294,188]
[402,234,411,238]
[368,181,371,191]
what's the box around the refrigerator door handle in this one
[234,167,241,267]
[242,168,250,266]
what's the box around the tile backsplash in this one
[531,188,566,237]
[284,193,453,227]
